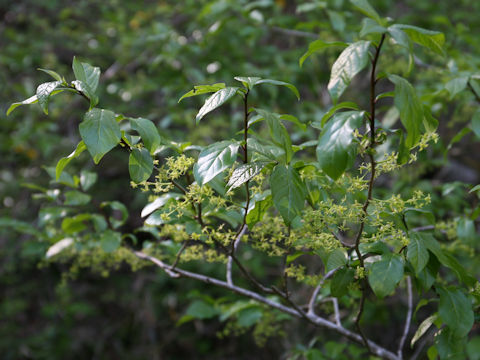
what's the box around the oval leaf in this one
[130,117,162,154]
[195,87,238,124]
[408,233,430,275]
[193,140,239,186]
[129,148,154,183]
[37,81,61,114]
[437,287,474,338]
[79,108,121,164]
[227,162,268,192]
[368,253,404,298]
[328,41,371,104]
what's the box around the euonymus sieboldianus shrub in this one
[8,1,479,359]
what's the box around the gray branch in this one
[397,276,413,359]
[134,251,400,360]
[227,224,247,286]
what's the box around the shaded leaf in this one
[129,148,154,183]
[246,191,273,227]
[391,24,445,55]
[350,0,383,24]
[100,230,122,253]
[56,141,87,180]
[328,41,371,103]
[72,80,98,109]
[437,287,474,338]
[411,314,437,348]
[331,267,355,297]
[79,108,121,164]
[408,233,430,275]
[316,111,364,180]
[368,253,404,298]
[193,140,239,185]
[299,39,347,67]
[130,117,162,154]
[72,56,101,92]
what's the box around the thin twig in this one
[171,242,187,270]
[332,297,341,327]
[308,267,339,315]
[133,250,400,360]
[397,276,413,359]
[227,224,247,285]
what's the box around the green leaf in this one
[270,164,306,225]
[445,76,469,99]
[256,109,293,164]
[388,75,423,148]
[312,101,360,129]
[408,233,430,275]
[71,80,98,109]
[421,233,476,287]
[7,95,39,116]
[423,105,439,133]
[247,137,285,162]
[56,141,87,180]
[129,148,154,183]
[350,0,383,25]
[234,76,262,90]
[299,39,347,67]
[390,24,445,55]
[328,41,371,104]
[237,308,263,327]
[472,109,480,138]
[178,83,226,102]
[437,287,474,338]
[38,68,63,82]
[360,18,386,37]
[368,253,404,298]
[435,328,467,360]
[470,184,480,193]
[316,111,364,180]
[141,193,182,218]
[79,170,97,191]
[36,81,61,114]
[79,108,121,164]
[130,118,162,154]
[64,190,91,206]
[326,249,348,272]
[227,162,268,192]
[411,314,437,348]
[331,267,355,297]
[246,191,273,227]
[254,79,300,100]
[72,56,101,92]
[195,87,238,124]
[185,300,218,319]
[100,230,122,253]
[193,140,239,186]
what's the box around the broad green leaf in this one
[195,87,238,124]
[470,184,480,193]
[178,83,226,102]
[46,238,74,258]
[435,328,467,360]
[279,114,306,131]
[445,76,469,99]
[71,80,98,109]
[360,18,386,37]
[328,41,371,103]
[56,141,87,180]
[247,137,285,162]
[437,287,474,338]
[472,109,480,138]
[130,117,162,154]
[391,24,445,55]
[61,213,91,234]
[411,314,438,348]
[72,56,101,92]
[421,233,476,286]
[7,95,39,116]
[129,148,154,183]
[326,248,348,272]
[299,39,347,67]
[227,162,269,192]
[388,26,411,50]
[246,191,273,227]
[350,0,383,25]
[100,230,122,253]
[254,79,300,100]
[0,217,43,237]
[38,68,63,82]
[408,233,430,275]
[368,253,404,298]
[36,81,61,114]
[316,111,364,180]
[331,267,355,297]
[237,308,263,327]
[64,190,91,206]
[256,109,293,163]
[193,140,239,185]
[312,101,360,129]
[79,108,121,164]
[270,164,306,225]
[79,170,97,191]
[388,75,423,148]
[423,105,439,133]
